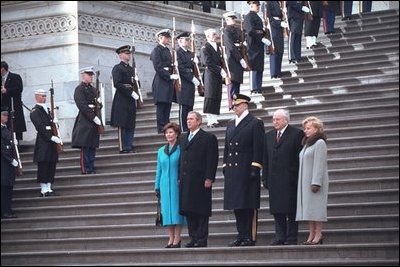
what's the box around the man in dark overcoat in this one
[150,29,179,134]
[111,45,138,153]
[1,61,27,141]
[1,108,18,218]
[30,89,60,197]
[267,1,286,79]
[179,111,219,248]
[244,1,270,94]
[223,94,264,246]
[71,67,101,175]
[176,32,199,132]
[223,11,247,108]
[287,1,310,63]
[201,28,224,128]
[262,109,304,245]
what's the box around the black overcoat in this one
[176,47,196,107]
[262,125,304,214]
[111,61,136,129]
[244,10,265,71]
[30,104,58,163]
[304,1,323,36]
[201,42,223,100]
[71,82,99,148]
[267,1,285,55]
[2,72,27,139]
[223,25,244,84]
[1,125,16,186]
[150,44,174,104]
[287,1,306,35]
[179,129,219,217]
[223,113,265,210]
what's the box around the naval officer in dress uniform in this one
[223,94,265,246]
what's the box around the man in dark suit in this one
[71,67,101,175]
[262,109,304,245]
[176,32,199,132]
[111,45,138,153]
[1,108,18,218]
[223,94,264,246]
[1,61,27,141]
[150,29,179,134]
[30,89,60,197]
[179,111,219,248]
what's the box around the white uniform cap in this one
[34,89,47,95]
[155,29,171,38]
[204,28,217,36]
[79,66,95,75]
[223,11,238,19]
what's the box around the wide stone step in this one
[1,243,398,266]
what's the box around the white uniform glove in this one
[131,91,139,100]
[170,74,179,80]
[240,59,248,69]
[13,137,18,146]
[51,136,62,144]
[52,117,59,124]
[134,74,139,81]
[11,159,19,167]
[220,68,227,79]
[192,77,200,87]
[261,38,271,46]
[243,41,247,47]
[93,116,102,126]
[280,21,289,28]
[193,56,199,64]
[302,6,310,13]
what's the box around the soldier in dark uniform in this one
[1,108,18,218]
[111,45,138,153]
[179,111,219,248]
[223,11,248,107]
[176,32,199,133]
[267,1,287,79]
[201,28,224,128]
[287,1,311,63]
[341,1,353,20]
[30,89,60,197]
[150,29,179,134]
[244,1,271,94]
[71,67,101,175]
[1,61,27,141]
[223,94,265,246]
[304,1,323,49]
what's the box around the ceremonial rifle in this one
[9,105,22,176]
[171,17,182,93]
[240,11,252,71]
[94,71,105,135]
[280,1,289,38]
[261,2,275,55]
[131,37,144,108]
[49,80,63,153]
[190,20,205,97]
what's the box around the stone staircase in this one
[1,9,399,265]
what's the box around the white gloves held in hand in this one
[302,6,310,13]
[11,159,19,167]
[261,38,271,46]
[93,116,102,126]
[240,59,248,69]
[170,74,179,80]
[131,91,139,100]
[192,77,200,87]
[51,136,62,144]
[13,138,18,146]
[280,21,289,28]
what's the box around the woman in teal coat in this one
[155,122,186,248]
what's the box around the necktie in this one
[276,131,282,143]
[188,133,194,142]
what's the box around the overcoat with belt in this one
[179,129,219,217]
[223,113,265,210]
[244,10,265,72]
[30,104,58,163]
[71,82,99,148]
[262,125,304,214]
[223,24,244,84]
[176,46,196,107]
[1,124,16,186]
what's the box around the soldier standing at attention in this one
[71,67,101,175]
[223,94,265,246]
[111,45,139,153]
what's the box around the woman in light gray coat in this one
[296,116,329,245]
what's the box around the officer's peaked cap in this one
[156,29,171,38]
[34,89,47,95]
[223,11,238,19]
[79,66,95,75]
[232,93,251,105]
[176,32,191,39]
[116,45,132,54]
[247,1,260,5]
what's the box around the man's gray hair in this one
[274,109,290,122]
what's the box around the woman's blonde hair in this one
[302,116,324,134]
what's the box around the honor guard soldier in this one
[30,89,60,197]
[223,11,247,102]
[176,32,199,132]
[71,67,101,175]
[223,94,265,246]
[111,45,138,153]
[1,108,18,218]
[150,29,178,134]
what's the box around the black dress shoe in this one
[228,239,243,247]
[165,243,173,248]
[194,242,207,247]
[285,240,297,245]
[240,239,255,246]
[2,213,17,219]
[185,241,196,248]
[270,240,286,246]
[171,241,181,248]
